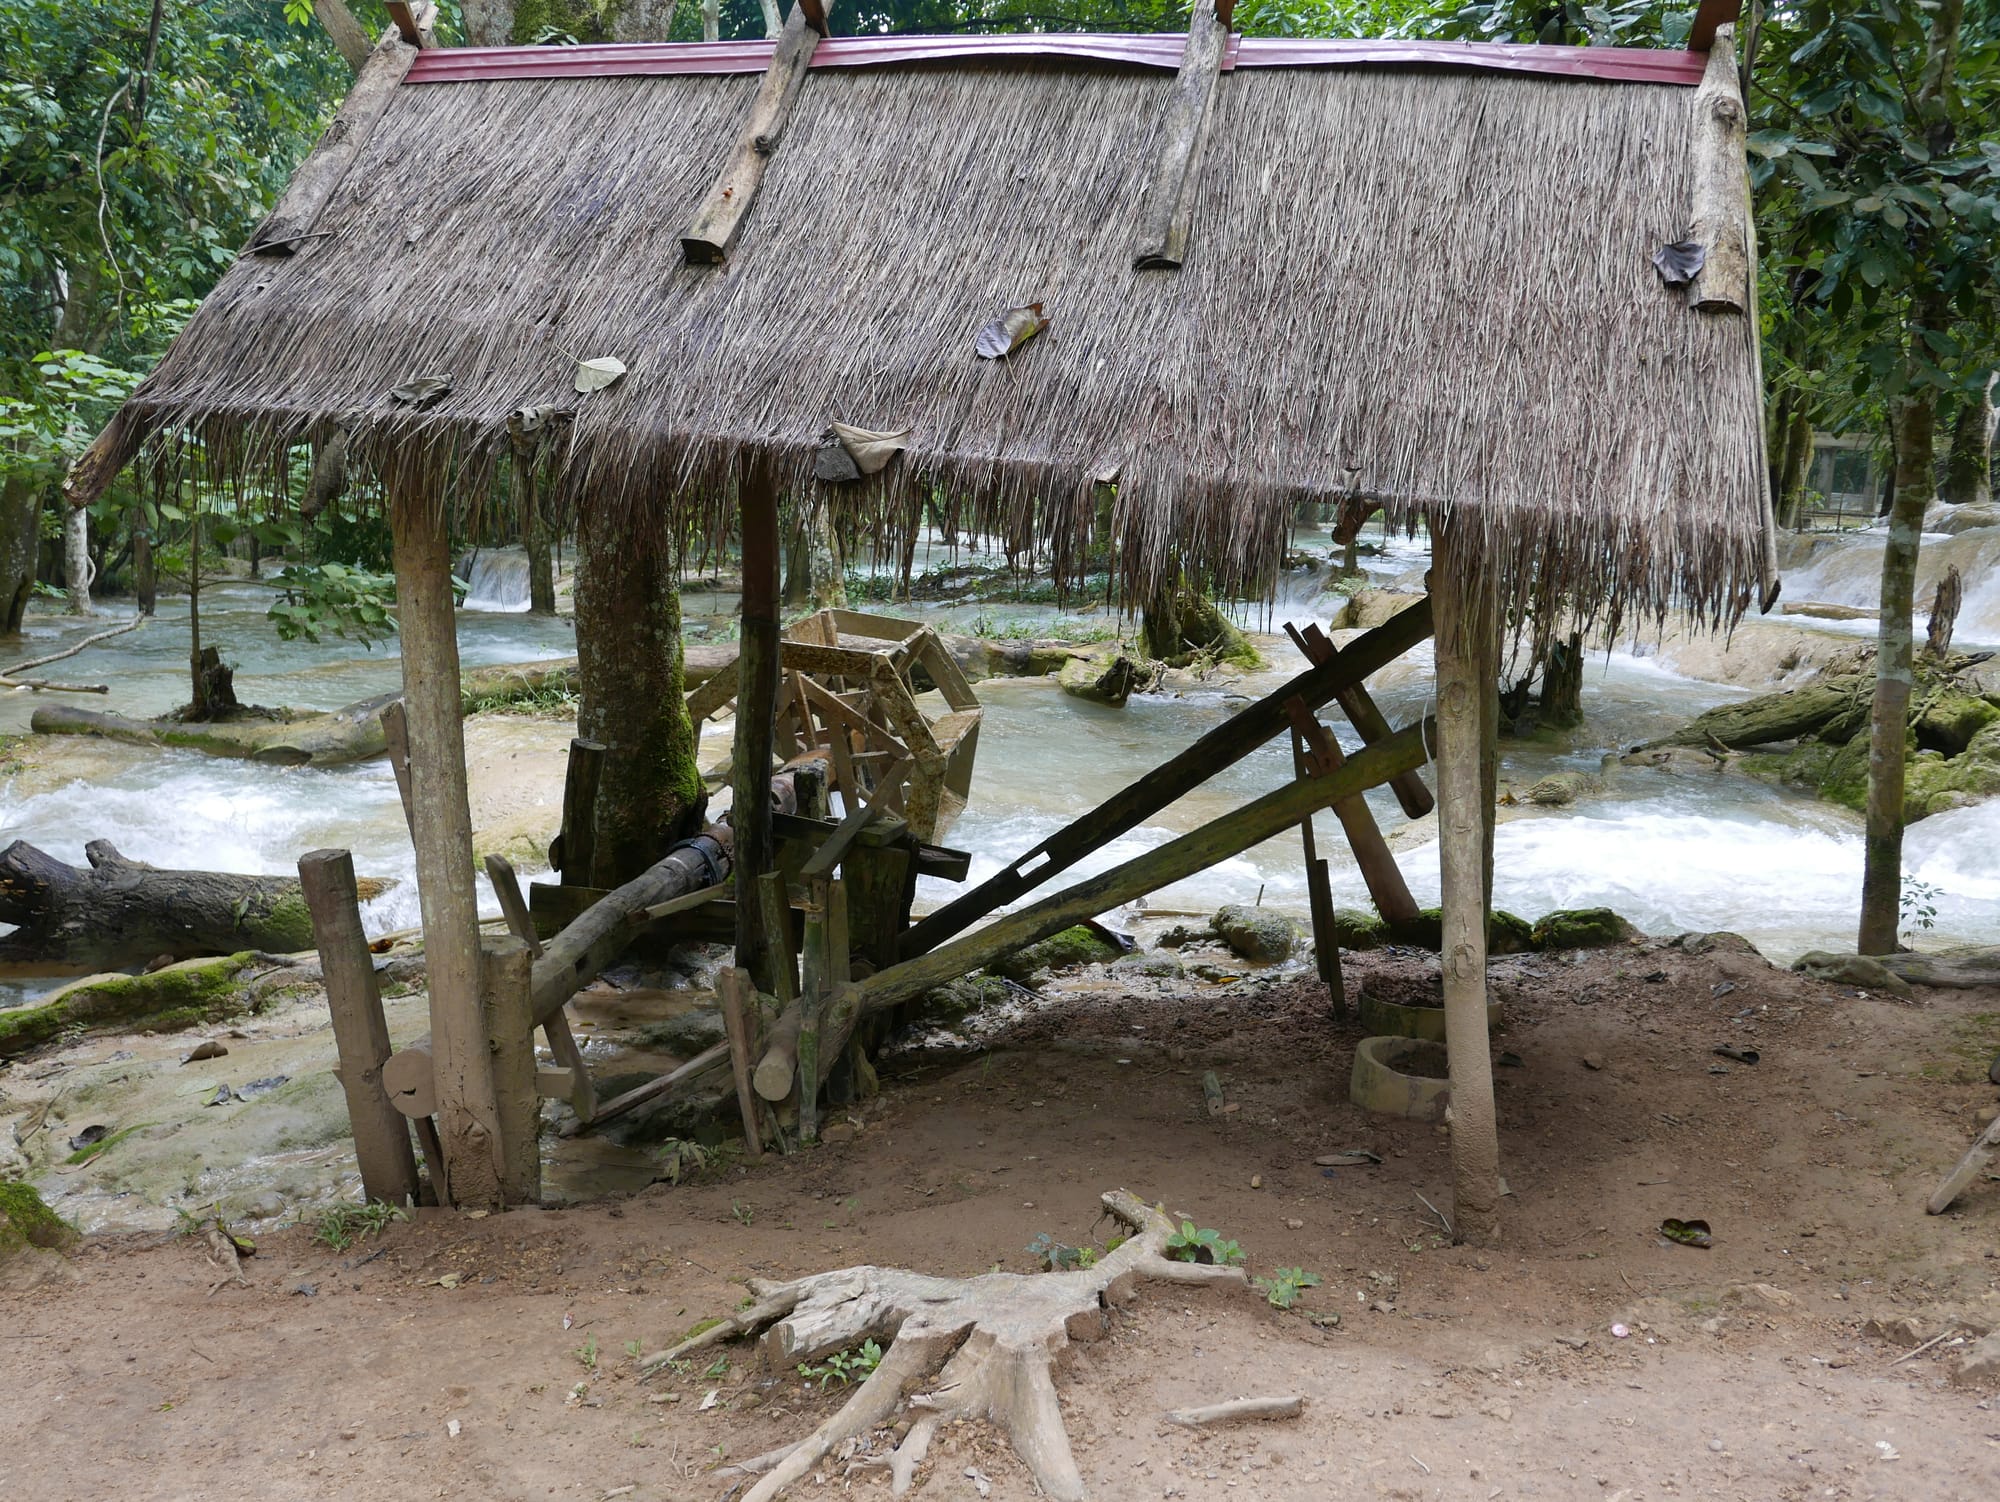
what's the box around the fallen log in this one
[1637,675,1870,752]
[1871,946,2000,989]
[0,840,389,967]
[0,952,260,1061]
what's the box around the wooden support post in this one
[384,1,433,46]
[1289,737,1345,1016]
[718,967,765,1159]
[1133,0,1227,270]
[389,486,503,1211]
[1284,696,1418,925]
[1687,24,1751,314]
[796,876,829,1145]
[905,599,1433,955]
[1432,571,1501,1246]
[1285,621,1434,818]
[680,5,832,264]
[552,738,606,885]
[482,935,540,1206]
[758,870,799,1006]
[381,699,415,840]
[734,466,783,992]
[298,847,420,1207]
[487,853,596,1122]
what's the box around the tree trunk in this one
[758,0,783,35]
[1777,404,1814,529]
[0,474,39,636]
[1858,388,1935,954]
[63,506,93,615]
[132,499,156,615]
[573,499,706,888]
[460,0,513,46]
[702,0,721,42]
[0,838,389,967]
[1536,631,1585,730]
[515,453,557,616]
[1942,374,1995,507]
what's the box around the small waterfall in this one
[460,547,535,613]
[1779,524,2000,644]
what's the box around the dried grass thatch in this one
[91,57,1769,625]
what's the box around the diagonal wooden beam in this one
[1688,0,1742,54]
[1133,0,1227,270]
[1284,696,1418,925]
[1286,620,1435,818]
[680,3,833,265]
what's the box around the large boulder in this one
[0,1182,78,1292]
[1791,951,1914,998]
[993,925,1122,982]
[1530,908,1641,951]
[1914,693,2000,757]
[1212,905,1298,964]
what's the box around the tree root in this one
[641,1189,1245,1501]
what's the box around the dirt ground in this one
[4,936,2000,1502]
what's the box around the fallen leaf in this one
[574,356,627,394]
[446,1418,461,1439]
[181,1040,228,1065]
[828,420,912,477]
[436,1273,461,1289]
[388,374,453,408]
[1660,1217,1713,1249]
[975,302,1048,359]
[1652,241,1706,287]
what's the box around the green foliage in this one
[796,1339,883,1389]
[574,1335,599,1370]
[1165,1221,1244,1266]
[268,561,400,647]
[1901,876,1942,939]
[1253,1266,1322,1309]
[310,1199,408,1252]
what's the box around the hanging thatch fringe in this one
[75,59,1768,629]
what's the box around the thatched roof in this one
[82,37,1771,624]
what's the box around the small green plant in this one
[267,561,399,647]
[656,1137,738,1185]
[1253,1267,1323,1310]
[574,1335,599,1371]
[704,1353,731,1379]
[624,1338,644,1360]
[1901,877,1943,941]
[731,1200,754,1226]
[310,1200,408,1253]
[1027,1232,1102,1271]
[64,1122,153,1166]
[797,1339,883,1390]
[1165,1221,1244,1266]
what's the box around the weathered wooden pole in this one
[1431,557,1501,1245]
[734,461,783,991]
[388,482,504,1210]
[298,847,420,1207]
[481,935,540,1206]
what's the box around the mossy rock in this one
[1329,907,1389,950]
[1213,905,1297,964]
[1915,693,2000,757]
[1489,910,1536,955]
[1056,652,1142,707]
[0,1182,78,1290]
[1381,908,1532,954]
[0,953,258,1061]
[1385,908,1444,949]
[1525,771,1602,807]
[1530,908,1640,951]
[1791,950,1914,999]
[914,974,1014,1022]
[992,926,1122,983]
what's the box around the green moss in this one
[1914,692,2000,756]
[64,1122,154,1166]
[0,954,256,1061]
[916,975,1014,1022]
[1386,908,1444,949]
[0,1181,78,1254]
[1530,908,1641,951]
[258,890,317,951]
[1489,910,1536,955]
[993,926,1121,982]
[1329,907,1389,950]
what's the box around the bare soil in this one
[5,938,2000,1502]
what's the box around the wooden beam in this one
[1133,0,1227,270]
[734,466,783,989]
[245,11,430,255]
[1433,556,1501,1246]
[383,1,434,46]
[679,5,831,264]
[589,1041,732,1128]
[1286,620,1433,818]
[718,967,766,1159]
[1688,0,1742,54]
[1283,696,1418,925]
[482,936,540,1206]
[299,848,421,1207]
[381,700,416,840]
[902,598,1433,955]
[551,738,605,884]
[1687,24,1752,315]
[389,484,503,1211]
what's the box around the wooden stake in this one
[552,738,606,885]
[487,853,596,1121]
[1432,569,1501,1246]
[758,870,799,1006]
[389,486,502,1210]
[482,935,540,1206]
[1289,734,1345,1015]
[718,967,765,1159]
[1133,0,1227,270]
[1926,1113,2000,1215]
[1687,24,1751,314]
[734,465,783,990]
[1688,0,1742,54]
[298,847,420,1207]
[381,699,415,840]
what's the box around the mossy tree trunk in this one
[573,500,707,888]
[1777,401,1815,530]
[1859,384,1936,953]
[1140,579,1258,669]
[1942,374,1995,507]
[0,473,39,636]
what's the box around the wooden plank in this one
[734,468,783,989]
[1287,736,1344,1015]
[484,854,545,959]
[380,699,415,840]
[1926,1113,2000,1215]
[383,0,432,45]
[797,877,828,1144]
[482,936,540,1205]
[856,721,1429,1016]
[758,869,800,1005]
[528,880,614,939]
[639,881,730,922]
[1688,0,1742,54]
[1132,0,1227,270]
[680,6,830,264]
[245,12,429,254]
[388,483,502,1211]
[1287,621,1433,818]
[903,597,1434,954]
[540,1009,597,1121]
[1687,23,1751,314]
[298,848,420,1207]
[587,1041,733,1128]
[800,757,907,880]
[552,738,606,885]
[1284,696,1418,925]
[718,967,766,1160]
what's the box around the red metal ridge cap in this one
[404,32,1706,88]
